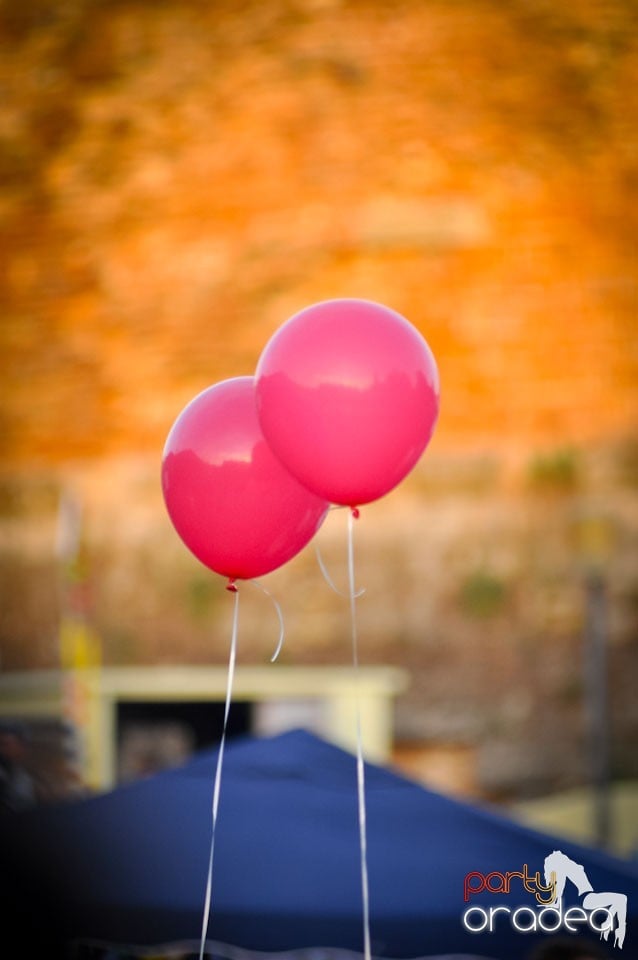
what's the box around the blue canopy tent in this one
[2,729,637,958]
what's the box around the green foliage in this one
[0,477,59,517]
[105,627,138,664]
[460,570,507,618]
[186,576,215,622]
[527,447,580,492]
[615,438,638,488]
[559,676,583,703]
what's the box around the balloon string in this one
[315,540,366,599]
[249,578,285,662]
[198,586,240,960]
[347,509,372,960]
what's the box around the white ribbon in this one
[249,578,285,662]
[198,586,239,960]
[347,508,372,960]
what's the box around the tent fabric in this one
[69,943,493,960]
[2,729,637,959]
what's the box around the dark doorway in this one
[115,700,253,783]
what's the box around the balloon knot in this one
[351,507,360,520]
[226,579,238,593]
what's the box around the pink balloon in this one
[255,299,440,506]
[161,377,329,580]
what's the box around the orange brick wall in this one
[1,0,636,466]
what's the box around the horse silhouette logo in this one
[544,849,627,949]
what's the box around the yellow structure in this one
[0,665,407,790]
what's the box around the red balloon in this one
[255,299,440,506]
[161,377,329,580]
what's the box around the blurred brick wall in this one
[0,0,636,463]
[1,0,637,797]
